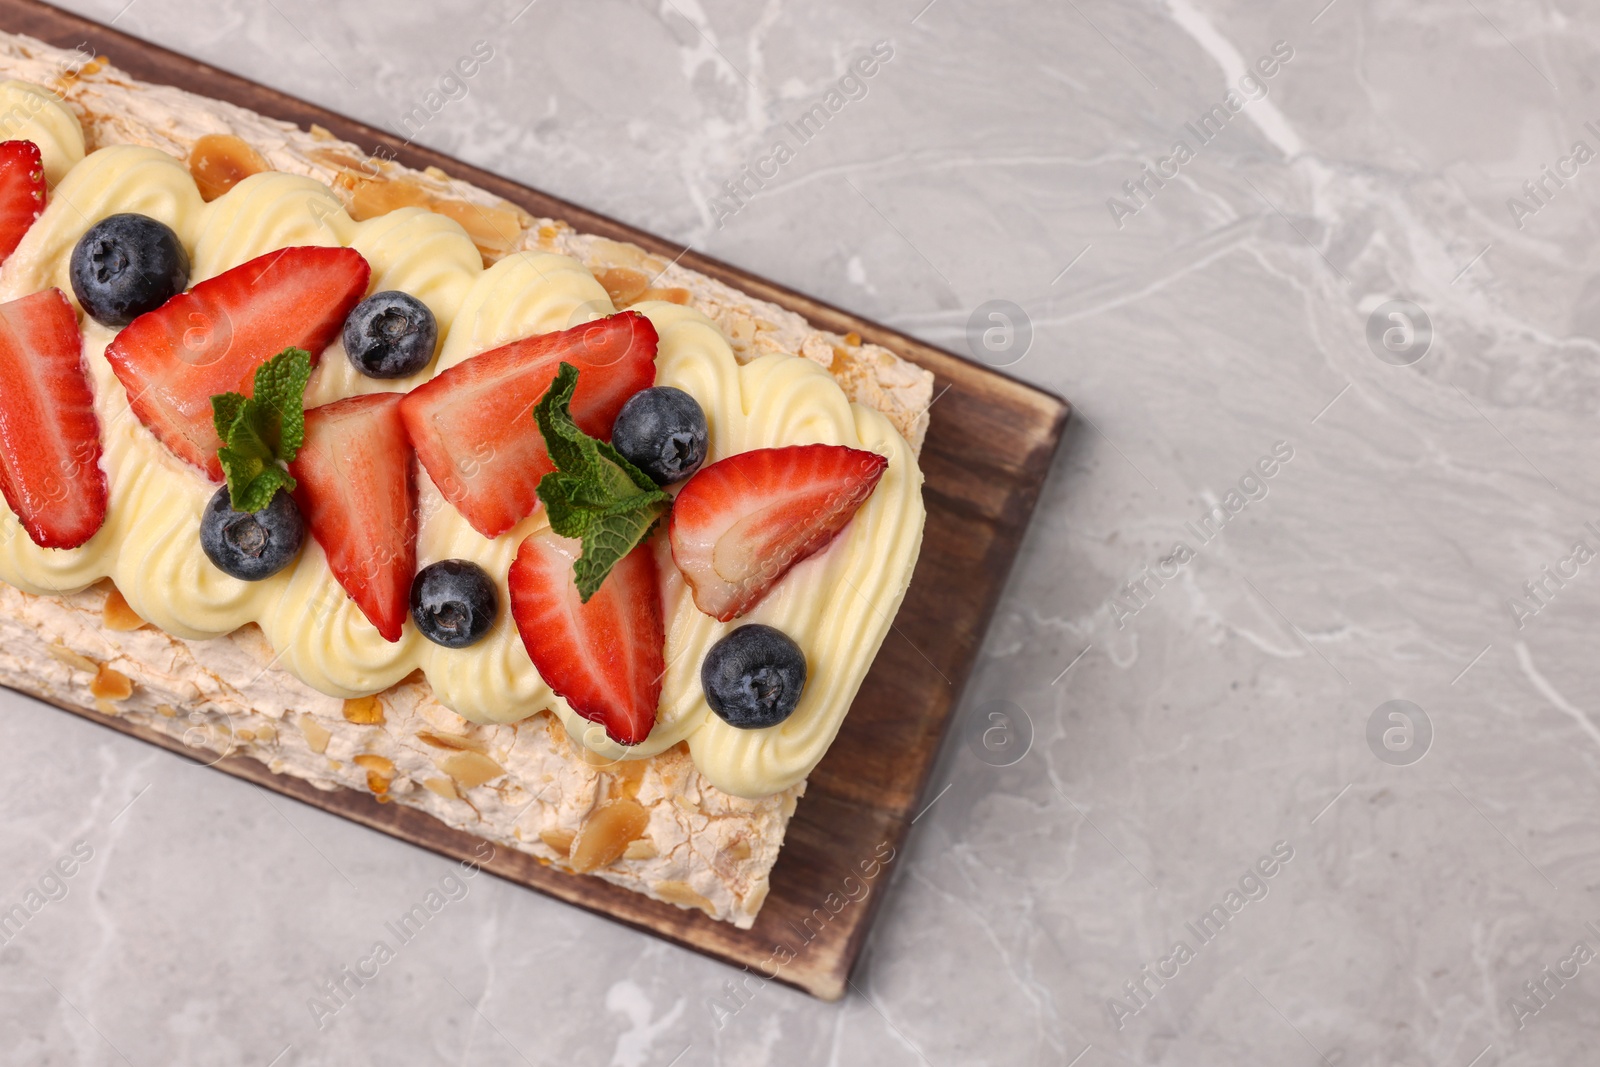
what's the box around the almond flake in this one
[421,777,459,801]
[416,730,486,753]
[539,828,576,854]
[47,643,97,673]
[341,696,384,725]
[188,134,268,202]
[440,750,504,790]
[623,839,658,860]
[89,664,132,701]
[653,880,716,916]
[569,797,649,873]
[298,713,332,754]
[638,287,690,305]
[353,754,395,777]
[101,586,146,631]
[593,266,649,306]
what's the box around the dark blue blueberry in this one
[342,291,438,379]
[410,559,498,648]
[199,486,305,581]
[611,386,708,485]
[700,624,807,729]
[69,213,189,327]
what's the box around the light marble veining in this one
[2,0,1597,1064]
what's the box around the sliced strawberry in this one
[0,140,45,264]
[508,529,664,746]
[104,245,370,479]
[0,288,106,549]
[289,392,415,642]
[670,444,888,621]
[400,311,658,539]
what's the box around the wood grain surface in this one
[0,0,1070,1000]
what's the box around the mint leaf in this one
[534,363,671,601]
[571,502,668,597]
[210,347,312,513]
[251,345,311,456]
[211,393,246,441]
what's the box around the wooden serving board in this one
[0,0,1070,1000]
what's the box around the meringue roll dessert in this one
[0,33,929,927]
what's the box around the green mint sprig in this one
[211,347,311,513]
[534,362,671,602]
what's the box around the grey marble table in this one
[3,1,1597,1064]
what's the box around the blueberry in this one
[700,624,807,729]
[69,213,189,327]
[342,291,437,379]
[410,559,498,648]
[611,386,708,485]
[199,486,305,581]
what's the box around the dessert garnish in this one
[289,391,416,639]
[186,133,268,202]
[409,559,497,648]
[341,290,437,379]
[701,624,808,729]
[200,345,310,580]
[0,139,45,263]
[509,529,664,746]
[105,244,369,478]
[210,345,309,512]
[199,483,303,581]
[399,310,657,539]
[609,385,708,486]
[669,443,888,621]
[0,288,105,549]
[69,212,189,327]
[532,362,670,602]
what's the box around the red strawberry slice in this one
[508,528,664,746]
[670,444,888,621]
[400,311,658,539]
[289,391,416,642]
[0,140,45,264]
[105,245,370,480]
[0,288,106,549]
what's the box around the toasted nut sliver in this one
[299,714,332,754]
[422,777,459,801]
[540,829,576,854]
[353,754,395,777]
[188,134,268,201]
[89,664,132,701]
[569,798,649,873]
[342,696,383,725]
[593,266,649,306]
[653,880,716,915]
[441,751,504,790]
[430,196,521,257]
[102,586,146,631]
[348,175,431,220]
[47,643,98,673]
[416,730,486,753]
